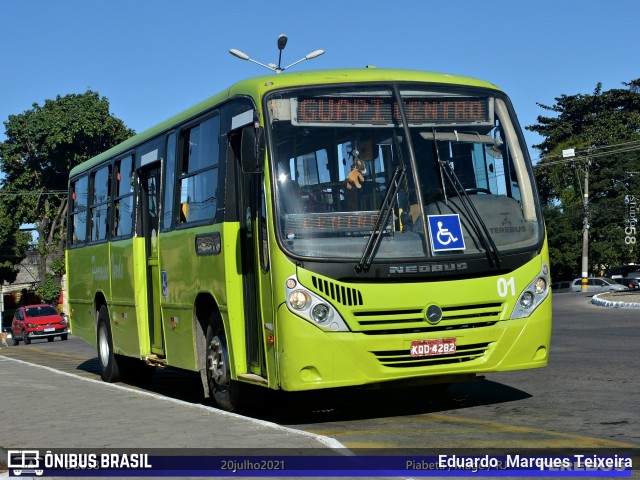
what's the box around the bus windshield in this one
[267,84,542,263]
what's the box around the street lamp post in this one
[229,34,324,74]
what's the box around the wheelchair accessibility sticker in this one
[427,214,466,252]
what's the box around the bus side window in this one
[89,165,111,242]
[163,133,177,230]
[178,115,220,224]
[70,176,88,245]
[113,155,134,237]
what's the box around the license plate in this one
[410,338,456,357]
[44,327,55,332]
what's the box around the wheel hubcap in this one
[207,336,229,388]
[98,325,109,366]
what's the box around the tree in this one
[527,79,640,280]
[0,200,30,284]
[37,273,63,306]
[0,90,135,289]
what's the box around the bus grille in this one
[311,276,363,306]
[372,342,490,368]
[353,302,504,333]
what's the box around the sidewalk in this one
[0,356,343,450]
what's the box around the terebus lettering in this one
[489,226,527,234]
[91,256,109,282]
[389,262,468,275]
[110,254,125,280]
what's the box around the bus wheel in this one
[97,306,121,383]
[206,323,239,411]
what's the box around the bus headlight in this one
[534,277,547,294]
[311,303,332,325]
[520,291,534,309]
[285,275,349,332]
[288,290,310,310]
[511,263,550,319]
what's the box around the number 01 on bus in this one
[66,68,551,411]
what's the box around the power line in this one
[533,141,640,168]
[0,188,67,196]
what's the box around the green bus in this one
[67,68,551,411]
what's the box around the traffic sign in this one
[427,214,466,252]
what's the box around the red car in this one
[11,304,69,345]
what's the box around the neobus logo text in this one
[389,262,468,274]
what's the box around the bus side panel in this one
[220,223,248,378]
[66,243,111,347]
[66,248,96,347]
[158,224,230,372]
[132,237,152,357]
[109,238,142,358]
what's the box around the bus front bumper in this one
[275,300,551,392]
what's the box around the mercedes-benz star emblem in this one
[426,305,443,324]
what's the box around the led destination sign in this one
[283,211,391,237]
[293,96,491,126]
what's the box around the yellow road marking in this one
[18,346,91,360]
[308,412,639,449]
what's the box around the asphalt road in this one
[1,292,638,452]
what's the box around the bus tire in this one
[205,322,239,412]
[97,306,121,383]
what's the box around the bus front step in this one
[145,354,167,367]
[237,374,268,385]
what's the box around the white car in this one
[571,277,628,293]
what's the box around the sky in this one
[0,0,637,164]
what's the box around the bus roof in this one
[69,68,501,178]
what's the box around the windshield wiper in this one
[355,157,405,273]
[356,84,432,273]
[432,129,502,267]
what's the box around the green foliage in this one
[0,90,135,284]
[528,80,640,157]
[0,200,30,284]
[543,206,582,281]
[0,90,135,221]
[36,273,61,305]
[49,257,65,276]
[528,79,640,279]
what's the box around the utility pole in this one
[581,153,590,291]
[0,282,3,331]
[564,148,590,291]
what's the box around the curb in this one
[591,293,640,309]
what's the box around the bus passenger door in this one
[228,123,267,379]
[139,164,164,356]
[238,166,264,375]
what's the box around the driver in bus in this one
[345,137,376,210]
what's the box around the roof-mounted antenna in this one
[230,34,324,74]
